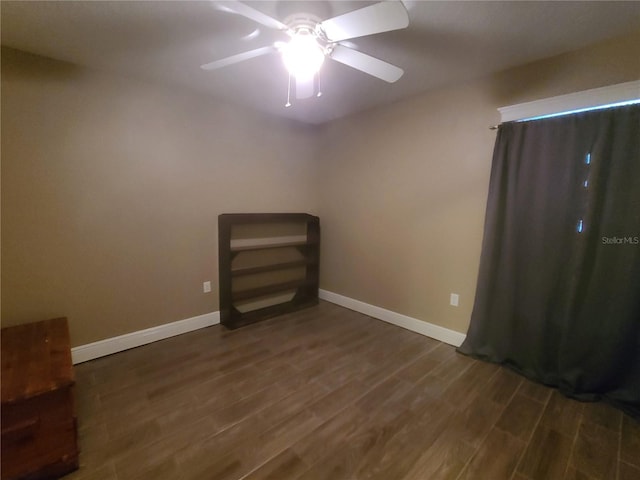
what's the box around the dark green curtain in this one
[458,104,640,418]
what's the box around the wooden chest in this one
[1,318,79,480]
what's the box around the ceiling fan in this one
[201,1,410,105]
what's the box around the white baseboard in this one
[71,292,465,364]
[319,289,466,347]
[71,311,220,364]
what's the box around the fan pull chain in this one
[316,71,322,97]
[285,73,292,108]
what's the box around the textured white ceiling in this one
[2,1,639,124]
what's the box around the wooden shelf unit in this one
[218,213,320,329]
[231,259,312,277]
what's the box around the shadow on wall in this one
[2,47,86,84]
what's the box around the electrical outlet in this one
[203,281,211,293]
[450,293,459,307]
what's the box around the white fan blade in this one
[330,44,403,83]
[214,1,289,32]
[321,1,409,42]
[200,46,276,70]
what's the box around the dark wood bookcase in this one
[218,213,320,329]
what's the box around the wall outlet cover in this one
[450,293,459,307]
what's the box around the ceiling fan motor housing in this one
[284,14,329,43]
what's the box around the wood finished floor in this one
[68,301,640,480]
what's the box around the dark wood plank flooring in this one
[67,301,639,480]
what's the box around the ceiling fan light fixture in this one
[281,30,325,81]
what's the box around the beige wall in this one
[317,31,640,334]
[2,31,638,346]
[1,48,318,345]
